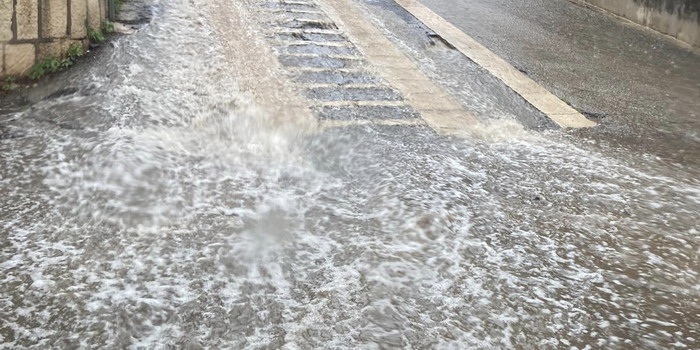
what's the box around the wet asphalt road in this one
[419,0,700,170]
[1,0,700,349]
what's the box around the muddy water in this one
[1,0,699,349]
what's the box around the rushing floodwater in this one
[1,0,699,349]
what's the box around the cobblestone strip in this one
[250,0,422,126]
[320,0,480,135]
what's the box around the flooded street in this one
[1,0,699,349]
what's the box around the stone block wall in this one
[1,0,109,78]
[582,0,700,48]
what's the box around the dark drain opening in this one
[427,32,456,50]
[301,20,338,30]
[582,111,608,120]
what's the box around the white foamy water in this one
[1,0,699,349]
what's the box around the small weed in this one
[28,43,86,80]
[60,58,72,69]
[87,27,105,43]
[1,77,15,91]
[29,57,61,79]
[101,21,115,34]
[66,42,86,60]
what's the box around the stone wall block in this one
[678,15,700,45]
[5,43,36,76]
[582,0,700,49]
[61,38,85,53]
[101,0,107,21]
[70,0,88,38]
[87,0,101,29]
[37,40,63,60]
[1,43,5,76]
[0,0,12,41]
[42,0,69,38]
[17,0,39,39]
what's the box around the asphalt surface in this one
[419,0,700,170]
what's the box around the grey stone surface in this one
[272,19,338,30]
[293,70,382,85]
[314,105,420,120]
[278,55,364,69]
[277,43,360,56]
[303,86,403,101]
[269,32,347,42]
[259,2,318,11]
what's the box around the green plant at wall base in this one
[29,57,62,80]
[60,58,72,69]
[27,43,86,79]
[87,27,105,43]
[66,43,86,60]
[101,21,115,34]
[1,77,15,91]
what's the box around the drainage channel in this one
[252,0,425,128]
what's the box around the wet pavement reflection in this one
[1,0,699,348]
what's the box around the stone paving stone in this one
[273,19,338,30]
[294,70,382,85]
[259,2,319,12]
[279,43,360,56]
[263,11,328,22]
[258,0,413,123]
[314,105,420,120]
[304,86,403,101]
[269,32,348,42]
[278,55,364,69]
